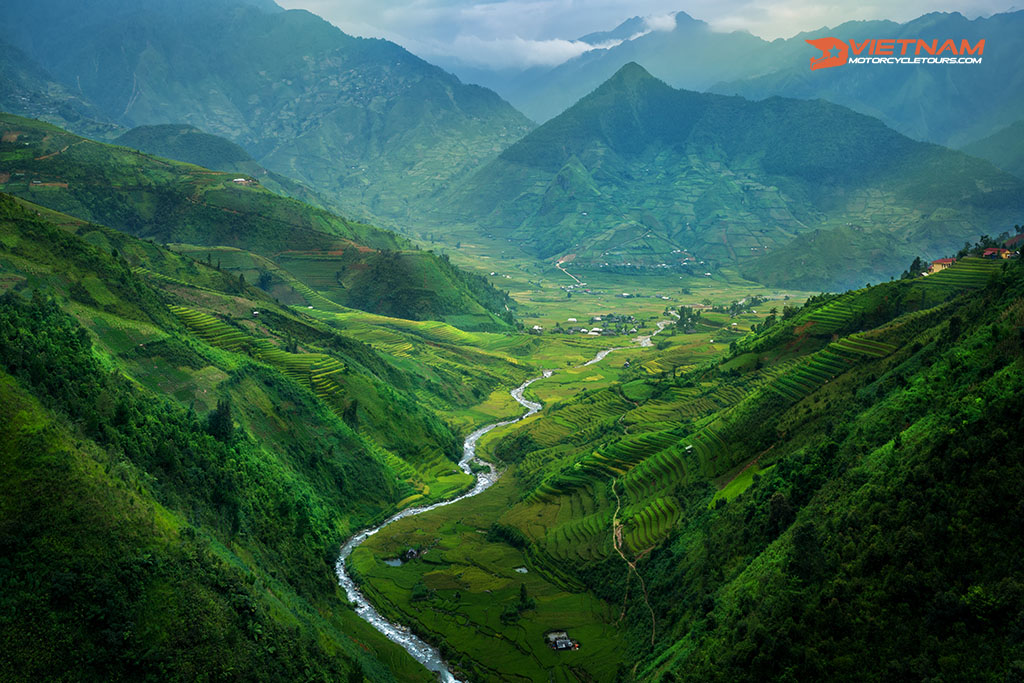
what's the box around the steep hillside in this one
[962,119,1024,180]
[0,0,534,221]
[0,194,452,681]
[441,64,1023,291]
[0,113,515,329]
[116,124,258,174]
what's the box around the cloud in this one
[643,12,678,32]
[433,35,625,68]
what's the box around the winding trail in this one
[335,313,679,680]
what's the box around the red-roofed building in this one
[928,258,955,274]
[982,247,1011,259]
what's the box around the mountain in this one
[1,113,516,329]
[115,123,342,210]
[0,36,118,140]
[711,11,1024,147]
[962,120,1024,180]
[476,12,773,123]
[0,192,463,681]
[439,64,1024,291]
[449,10,1024,149]
[115,125,260,176]
[0,0,534,222]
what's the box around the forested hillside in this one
[512,257,1024,680]
[0,113,515,330]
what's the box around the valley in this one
[1,1,1023,681]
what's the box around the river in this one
[335,370,553,682]
[335,315,677,680]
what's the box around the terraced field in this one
[168,304,466,499]
[168,305,251,352]
[921,257,1002,289]
[621,497,682,554]
[804,294,862,334]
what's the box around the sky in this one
[274,0,1020,68]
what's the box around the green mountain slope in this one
[1,0,534,222]
[0,194,445,681]
[440,63,1023,291]
[962,119,1024,180]
[0,113,515,329]
[114,123,339,210]
[116,124,259,174]
[0,187,560,678]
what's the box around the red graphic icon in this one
[806,37,849,70]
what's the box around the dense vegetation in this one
[0,191,547,679]
[0,293,402,681]
[0,113,514,330]
[353,250,1024,681]
[1,2,1023,679]
[625,263,1024,680]
[113,124,338,210]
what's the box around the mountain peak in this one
[608,61,656,84]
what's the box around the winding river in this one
[335,316,677,681]
[335,370,553,682]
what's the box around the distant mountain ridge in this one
[961,120,1024,180]
[1,0,534,223]
[444,9,1024,148]
[439,63,1024,291]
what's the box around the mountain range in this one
[2,1,1021,284]
[2,1,1024,681]
[0,0,533,223]
[438,63,1024,290]
[446,10,1024,150]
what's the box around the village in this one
[530,312,643,336]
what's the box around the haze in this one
[275,0,1018,67]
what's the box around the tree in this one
[207,398,234,441]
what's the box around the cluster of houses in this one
[928,247,1015,274]
[550,313,640,336]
